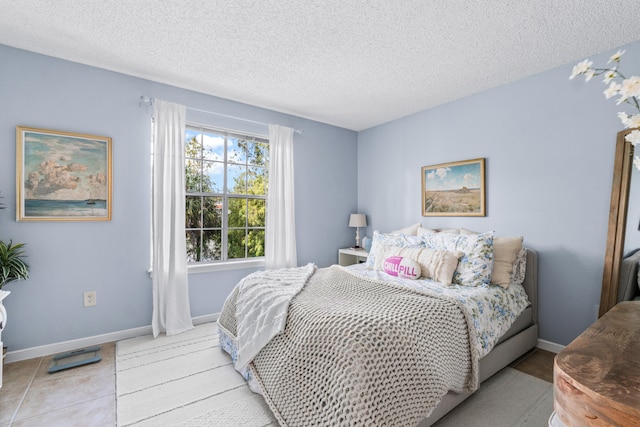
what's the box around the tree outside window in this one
[185,126,268,264]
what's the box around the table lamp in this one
[349,214,367,248]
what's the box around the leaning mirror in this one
[601,129,636,317]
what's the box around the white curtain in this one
[151,99,193,337]
[265,125,297,269]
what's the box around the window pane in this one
[203,160,224,193]
[228,229,246,259]
[184,126,268,265]
[185,159,202,192]
[247,140,269,166]
[247,166,267,195]
[247,229,265,257]
[202,196,222,228]
[202,132,224,161]
[186,230,201,262]
[185,130,202,159]
[247,199,265,227]
[201,230,222,262]
[228,198,246,228]
[185,196,203,228]
[227,164,246,194]
[228,137,246,164]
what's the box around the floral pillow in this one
[511,247,528,286]
[418,229,494,287]
[365,230,425,269]
[459,229,524,288]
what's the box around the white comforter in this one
[233,263,316,370]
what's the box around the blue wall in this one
[0,45,358,352]
[3,39,639,352]
[358,40,640,346]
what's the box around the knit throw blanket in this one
[218,265,478,427]
[234,263,316,370]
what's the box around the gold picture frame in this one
[421,158,486,216]
[16,126,112,221]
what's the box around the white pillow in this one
[375,244,462,286]
[392,223,421,236]
[417,226,460,235]
[382,256,421,280]
[418,229,494,287]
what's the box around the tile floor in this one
[1,343,115,427]
[0,344,555,427]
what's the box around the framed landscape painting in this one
[16,126,112,221]
[421,158,485,216]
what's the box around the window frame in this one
[185,124,269,273]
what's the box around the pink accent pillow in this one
[383,256,421,280]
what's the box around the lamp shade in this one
[349,214,367,228]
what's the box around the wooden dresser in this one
[553,301,640,426]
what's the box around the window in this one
[185,126,269,265]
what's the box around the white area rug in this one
[433,367,554,426]
[115,322,277,427]
[116,322,552,427]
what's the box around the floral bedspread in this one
[346,263,530,358]
[219,262,531,391]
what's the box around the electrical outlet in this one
[84,291,97,307]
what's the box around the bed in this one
[217,228,538,426]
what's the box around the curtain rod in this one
[140,96,302,135]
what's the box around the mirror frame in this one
[601,128,635,317]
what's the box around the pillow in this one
[419,230,494,287]
[365,230,425,269]
[460,229,523,288]
[511,247,528,286]
[417,227,460,235]
[383,256,421,279]
[392,223,421,236]
[374,244,462,285]
[491,236,524,288]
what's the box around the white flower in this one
[602,69,617,84]
[604,82,620,99]
[619,76,640,100]
[608,50,625,64]
[619,113,640,129]
[570,59,593,80]
[584,69,596,82]
[574,54,639,133]
[634,155,640,171]
[627,114,640,129]
[619,112,632,127]
[625,130,640,146]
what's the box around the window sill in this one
[187,258,265,274]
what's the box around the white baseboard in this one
[4,313,219,364]
[536,338,564,354]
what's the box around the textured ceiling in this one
[1,1,640,131]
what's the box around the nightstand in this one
[338,248,369,266]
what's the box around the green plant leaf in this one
[0,240,30,289]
